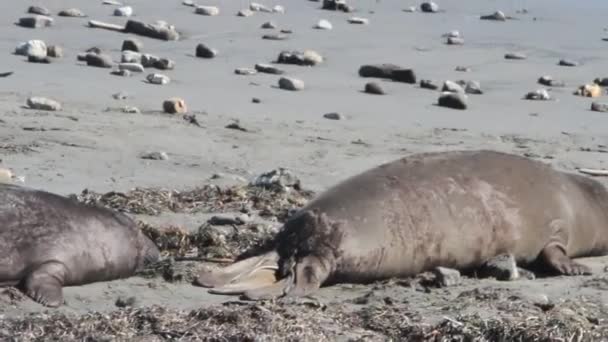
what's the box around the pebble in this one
[505,52,527,60]
[27,97,62,111]
[278,77,305,91]
[15,40,47,57]
[235,67,257,75]
[348,17,369,24]
[47,45,63,58]
[195,43,218,58]
[263,33,288,41]
[255,63,284,74]
[250,2,271,12]
[462,80,483,94]
[114,6,133,16]
[525,89,551,100]
[538,75,564,87]
[364,82,385,95]
[432,267,461,287]
[58,8,86,17]
[85,53,114,68]
[480,11,507,21]
[420,2,439,13]
[208,215,243,226]
[147,73,171,85]
[438,91,468,109]
[111,69,131,77]
[322,0,351,12]
[28,6,51,16]
[237,9,254,17]
[443,30,460,38]
[574,84,602,97]
[442,80,464,93]
[261,21,277,29]
[122,39,143,52]
[392,69,416,84]
[18,16,54,28]
[118,63,145,73]
[595,78,608,86]
[559,59,579,67]
[477,254,519,280]
[277,50,323,66]
[124,19,180,41]
[403,6,416,12]
[182,0,195,6]
[447,37,464,45]
[0,169,12,184]
[122,51,142,63]
[163,98,187,113]
[323,112,343,120]
[252,97,261,103]
[273,5,285,13]
[112,92,129,100]
[103,0,123,5]
[315,19,332,30]
[121,106,140,114]
[28,55,51,64]
[140,151,169,160]
[455,66,471,72]
[153,58,175,70]
[591,102,608,112]
[359,64,415,83]
[420,79,439,90]
[195,6,220,16]
[252,168,301,189]
[115,296,137,308]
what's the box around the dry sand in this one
[1,0,608,340]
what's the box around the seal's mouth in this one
[194,251,293,300]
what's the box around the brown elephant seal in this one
[195,150,608,300]
[0,183,160,307]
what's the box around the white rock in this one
[273,5,285,13]
[103,0,122,5]
[250,2,270,12]
[121,50,142,63]
[114,6,133,17]
[119,63,144,72]
[315,19,332,30]
[182,0,195,6]
[278,77,305,91]
[26,97,62,111]
[15,40,47,57]
[348,17,369,24]
[237,9,254,17]
[122,106,140,114]
[195,5,220,16]
[403,6,416,12]
[147,73,170,85]
[0,169,13,184]
[303,50,324,65]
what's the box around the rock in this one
[147,73,170,85]
[432,267,461,287]
[443,30,460,38]
[261,21,277,29]
[364,82,385,95]
[208,215,243,226]
[273,5,285,13]
[277,50,323,66]
[281,29,293,34]
[115,296,137,308]
[28,55,51,64]
[163,98,187,113]
[118,63,145,73]
[85,53,114,68]
[195,44,218,58]
[27,97,62,111]
[403,6,416,12]
[58,8,86,17]
[47,45,63,58]
[455,66,471,72]
[124,20,180,41]
[278,77,305,91]
[420,79,439,90]
[237,9,254,17]
[114,6,133,17]
[195,6,220,16]
[420,2,439,13]
[391,69,416,84]
[252,168,301,189]
[235,68,257,75]
[463,80,482,94]
[263,34,288,41]
[112,92,129,100]
[0,169,13,184]
[86,47,103,54]
[525,89,551,100]
[28,6,51,16]
[15,40,47,57]
[477,254,519,281]
[323,112,343,120]
[140,151,169,160]
[122,39,143,52]
[574,84,602,97]
[103,0,123,5]
[18,16,53,28]
[121,51,142,63]
[122,106,140,114]
[322,0,351,12]
[255,63,284,75]
[140,54,159,67]
[358,64,400,78]
[505,52,527,60]
[442,80,464,93]
[182,0,195,6]
[438,91,468,110]
[315,19,332,30]
[153,58,175,70]
[594,78,608,86]
[559,59,579,67]
[250,2,271,12]
[591,102,608,113]
[447,37,464,45]
[252,97,261,103]
[348,17,369,24]
[480,11,506,21]
[537,76,565,87]
[111,69,131,77]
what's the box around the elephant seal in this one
[195,150,608,300]
[0,183,160,307]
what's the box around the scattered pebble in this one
[163,98,187,113]
[277,50,323,66]
[103,0,123,5]
[85,53,114,68]
[208,215,244,226]
[115,296,137,308]
[252,97,261,103]
[442,80,464,93]
[505,52,527,60]
[273,5,285,13]
[420,79,439,90]
[348,17,369,25]
[140,151,169,160]
[443,30,460,38]
[122,106,140,114]
[461,80,483,94]
[278,77,305,91]
[122,51,142,63]
[114,6,133,17]
[225,120,249,132]
[364,82,385,95]
[195,43,218,58]
[27,97,62,111]
[438,91,467,110]
[315,19,332,30]
[47,45,63,58]
[263,33,288,41]
[323,112,343,120]
[574,84,602,97]
[111,69,132,77]
[252,168,301,189]
[558,59,579,67]
[237,9,254,17]
[119,63,145,73]
[255,63,284,74]
[538,75,565,87]
[15,40,47,57]
[124,19,180,41]
[432,267,461,287]
[359,64,415,83]
[595,78,608,86]
[18,15,53,28]
[447,37,464,45]
[182,0,195,6]
[250,2,271,12]
[195,6,220,16]
[58,8,86,17]
[420,2,439,13]
[0,169,13,184]
[28,6,51,16]
[591,102,608,112]
[112,92,129,100]
[235,68,257,75]
[322,0,352,12]
[403,6,416,13]
[480,11,507,21]
[477,254,519,281]
[122,39,143,52]
[455,66,471,72]
[152,58,175,70]
[261,21,277,29]
[525,89,551,100]
[147,73,171,85]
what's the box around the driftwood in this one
[88,19,179,41]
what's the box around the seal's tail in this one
[194,251,290,299]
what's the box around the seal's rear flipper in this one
[208,266,280,295]
[195,251,279,288]
[23,261,67,307]
[242,277,291,300]
[540,243,592,276]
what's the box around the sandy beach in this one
[1,0,608,340]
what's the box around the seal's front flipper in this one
[285,256,329,298]
[23,261,67,307]
[195,251,279,288]
[208,266,279,295]
[540,243,592,276]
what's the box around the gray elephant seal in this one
[196,150,608,299]
[0,183,160,307]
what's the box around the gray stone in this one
[323,112,343,120]
[594,78,608,86]
[591,102,608,113]
[28,6,51,16]
[481,11,506,21]
[364,82,384,95]
[118,63,145,72]
[315,19,332,30]
[196,43,218,58]
[538,75,565,87]
[277,50,323,66]
[255,63,284,75]
[261,21,277,29]
[47,45,63,58]
[18,15,53,28]
[420,79,439,90]
[124,20,179,41]
[525,89,551,100]
[86,53,113,68]
[438,91,468,110]
[391,69,416,84]
[153,58,175,70]
[195,6,220,16]
[121,106,140,114]
[235,68,257,75]
[252,168,301,189]
[463,80,483,94]
[58,8,86,17]
[442,80,464,93]
[122,51,142,63]
[208,215,243,226]
[111,69,132,77]
[237,9,254,17]
[15,40,47,57]
[505,52,527,60]
[122,39,143,52]
[114,6,133,17]
[147,73,170,85]
[455,66,471,72]
[477,254,519,280]
[432,267,461,287]
[278,77,305,91]
[347,17,369,24]
[420,2,439,13]
[447,37,464,45]
[27,97,62,111]
[559,59,579,67]
[140,151,169,160]
[263,33,288,41]
[28,55,51,64]
[322,0,351,12]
